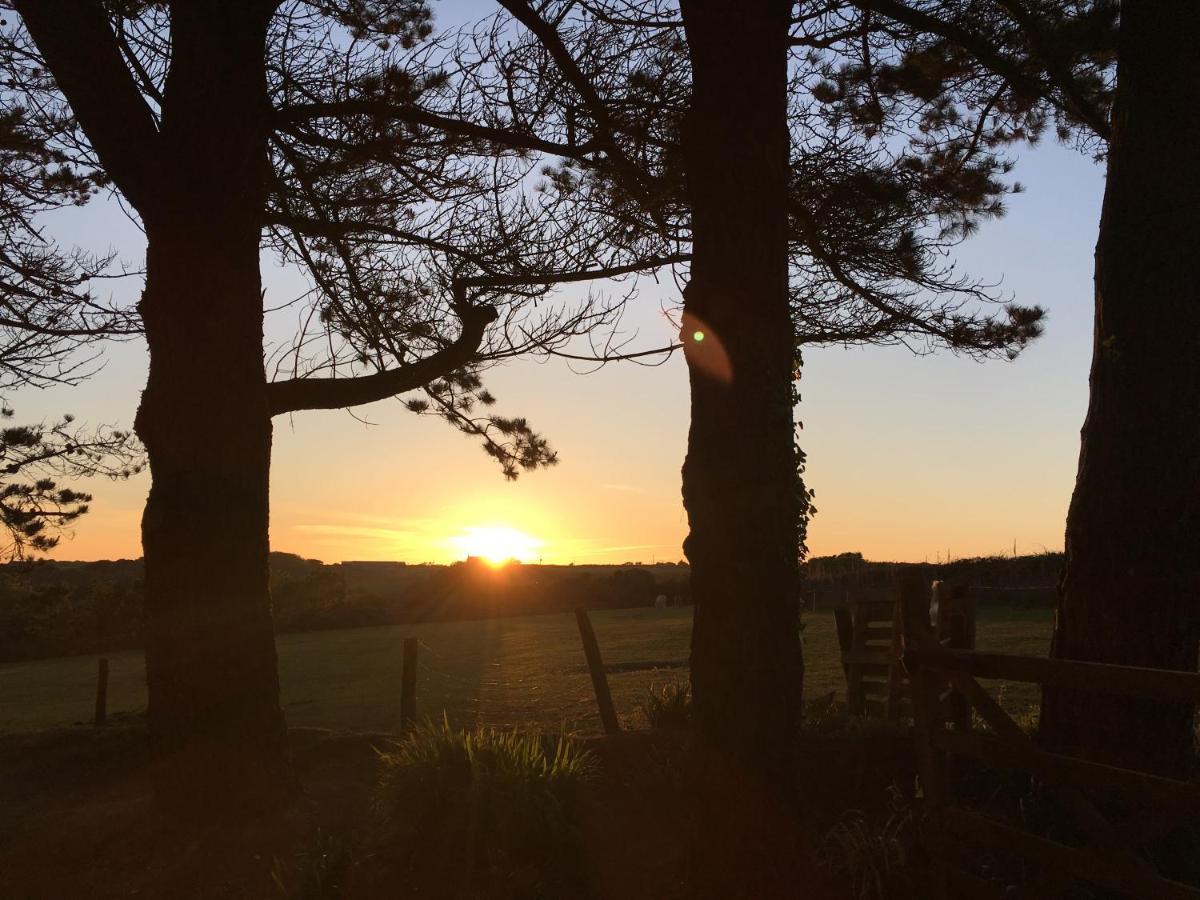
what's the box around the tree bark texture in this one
[1041,0,1200,780]
[134,2,292,819]
[679,2,804,892]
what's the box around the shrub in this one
[371,717,595,899]
[638,679,692,730]
[817,791,916,900]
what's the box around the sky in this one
[8,6,1107,567]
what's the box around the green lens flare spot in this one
[692,330,705,343]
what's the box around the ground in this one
[0,721,902,899]
[0,606,1054,899]
[0,606,1053,734]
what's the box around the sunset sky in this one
[11,4,1106,567]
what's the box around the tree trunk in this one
[135,2,291,819]
[1041,1,1200,780]
[679,1,803,892]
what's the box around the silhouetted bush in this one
[371,718,595,899]
[817,790,919,900]
[0,572,142,661]
[638,679,692,730]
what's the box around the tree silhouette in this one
[1036,2,1198,778]
[0,31,142,561]
[838,0,1200,778]
[0,96,133,387]
[0,410,141,558]
[3,0,673,820]
[424,5,1044,858]
[3,0,1143,826]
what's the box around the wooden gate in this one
[835,581,974,722]
[836,598,907,719]
[899,580,1200,899]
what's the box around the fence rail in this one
[898,575,1200,899]
[906,645,1200,703]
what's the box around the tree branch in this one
[853,0,1111,140]
[275,100,597,160]
[991,0,1110,139]
[267,304,497,415]
[265,249,685,416]
[14,0,162,213]
[496,0,671,232]
[456,253,690,291]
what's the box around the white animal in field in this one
[654,594,668,609]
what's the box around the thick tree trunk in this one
[135,3,291,819]
[679,2,803,892]
[1041,2,1200,780]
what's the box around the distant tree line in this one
[804,551,1063,608]
[2,548,1068,663]
[0,554,691,663]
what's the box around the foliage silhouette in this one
[0,0,674,818]
[0,408,141,559]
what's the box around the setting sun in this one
[451,525,543,566]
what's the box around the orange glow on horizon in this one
[450,525,543,566]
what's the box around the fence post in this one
[933,584,974,731]
[898,575,949,898]
[574,608,620,735]
[94,657,109,726]
[400,637,418,732]
[846,603,868,716]
[950,584,975,650]
[833,604,853,679]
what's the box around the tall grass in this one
[372,717,595,899]
[817,792,916,900]
[637,679,692,730]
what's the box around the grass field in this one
[0,606,1053,735]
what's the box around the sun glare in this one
[452,525,543,566]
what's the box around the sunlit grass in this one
[0,606,1053,735]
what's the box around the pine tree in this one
[1039,1,1200,778]
[0,410,141,558]
[441,3,1044,851]
[846,0,1200,778]
[0,22,142,562]
[3,0,668,820]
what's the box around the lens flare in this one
[681,313,732,383]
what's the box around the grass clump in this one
[371,716,595,900]
[638,679,692,730]
[817,791,916,900]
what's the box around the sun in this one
[452,525,543,566]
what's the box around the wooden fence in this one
[835,581,974,722]
[835,598,908,719]
[386,609,621,736]
[899,578,1200,899]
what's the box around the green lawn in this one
[0,606,1053,735]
